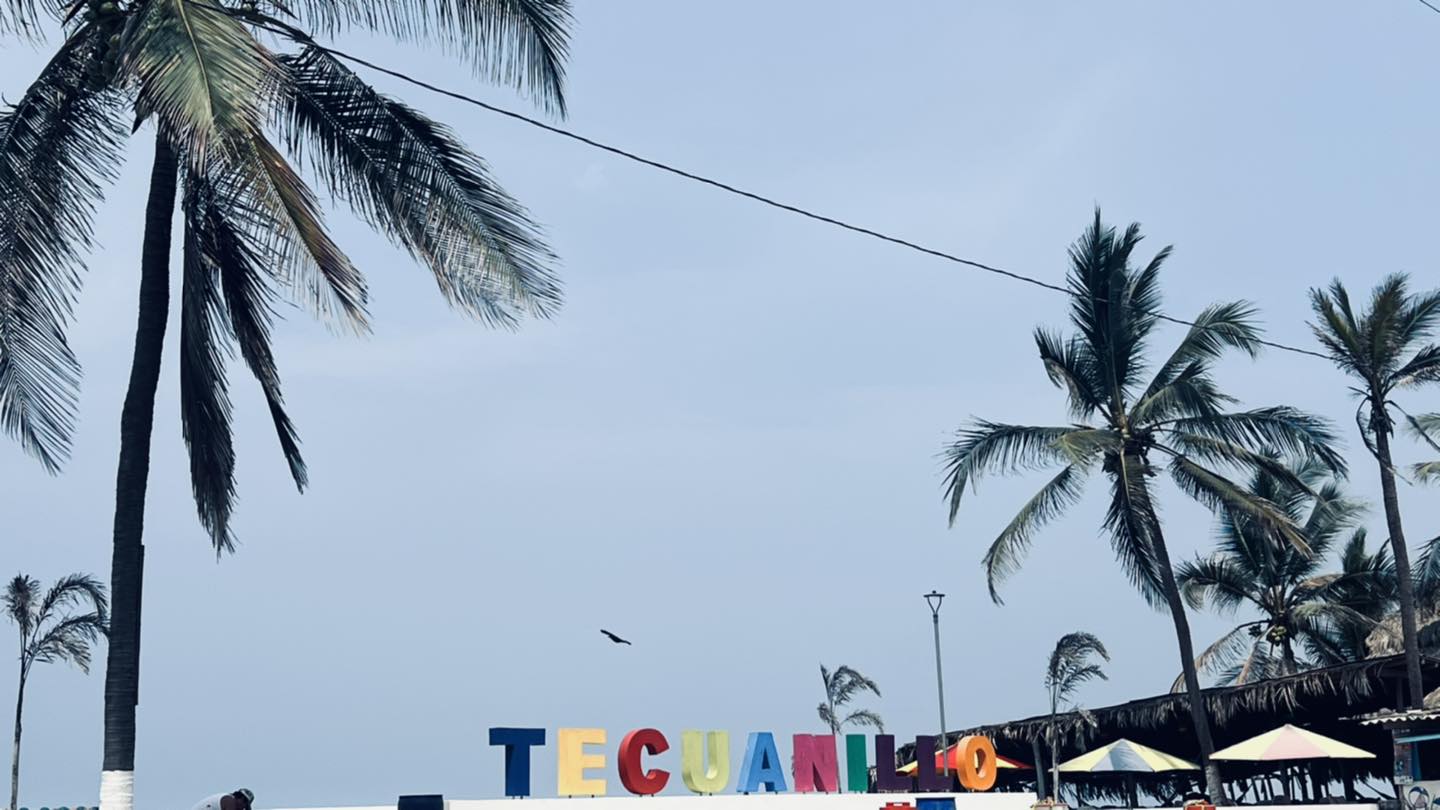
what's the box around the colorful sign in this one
[488,729,1000,798]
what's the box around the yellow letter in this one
[557,728,607,796]
[681,730,730,794]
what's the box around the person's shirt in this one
[192,794,235,810]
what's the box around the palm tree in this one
[1330,529,1398,662]
[1044,632,1109,801]
[0,3,572,807]
[5,574,108,810]
[1176,456,1373,685]
[817,665,884,735]
[1309,275,1440,708]
[942,211,1344,797]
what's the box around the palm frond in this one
[3,574,39,637]
[1064,211,1163,410]
[181,168,240,553]
[830,665,882,702]
[1417,534,1440,609]
[29,612,107,672]
[241,133,368,330]
[257,0,571,113]
[841,709,884,732]
[1168,456,1308,553]
[1171,623,1258,691]
[1143,301,1261,402]
[1102,452,1166,607]
[278,48,560,326]
[0,0,33,32]
[196,167,308,491]
[1401,410,1440,466]
[1129,361,1234,426]
[1309,281,1371,380]
[36,572,107,625]
[816,702,837,734]
[1395,283,1440,353]
[122,0,273,156]
[983,464,1087,604]
[1391,345,1440,389]
[0,26,127,472]
[1164,434,1316,497]
[1047,632,1109,705]
[1164,407,1346,476]
[942,422,1085,524]
[1035,328,1101,419]
[1176,556,1256,614]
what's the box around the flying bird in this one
[601,629,632,646]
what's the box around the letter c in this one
[619,728,671,795]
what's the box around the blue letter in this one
[737,732,788,793]
[489,727,546,797]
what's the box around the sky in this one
[4,1,1440,808]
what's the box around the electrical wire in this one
[233,9,1334,362]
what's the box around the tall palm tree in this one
[1309,275,1440,708]
[1044,632,1109,800]
[942,211,1344,797]
[817,664,884,734]
[0,3,572,808]
[1176,457,1373,685]
[4,574,108,810]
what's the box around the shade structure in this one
[899,743,1029,775]
[1056,739,1199,773]
[1210,723,1375,762]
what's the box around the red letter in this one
[619,728,671,795]
[792,734,839,793]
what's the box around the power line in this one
[238,11,1333,362]
[1417,0,1440,16]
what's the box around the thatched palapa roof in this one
[916,655,1440,781]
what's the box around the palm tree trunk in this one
[1049,700,1061,802]
[1031,736,1047,800]
[1375,422,1425,708]
[100,132,178,810]
[10,668,24,810]
[1149,522,1223,801]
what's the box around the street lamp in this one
[924,590,948,781]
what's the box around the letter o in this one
[956,735,997,792]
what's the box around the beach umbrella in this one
[899,743,1030,775]
[1057,740,1197,810]
[1057,739,1200,773]
[1210,724,1374,762]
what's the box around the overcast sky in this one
[4,2,1440,808]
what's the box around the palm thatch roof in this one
[918,655,1436,782]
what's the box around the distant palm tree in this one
[1176,457,1372,684]
[817,665,884,735]
[944,211,1344,797]
[1310,275,1440,708]
[4,574,107,810]
[1044,632,1109,800]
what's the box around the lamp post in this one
[924,590,948,780]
